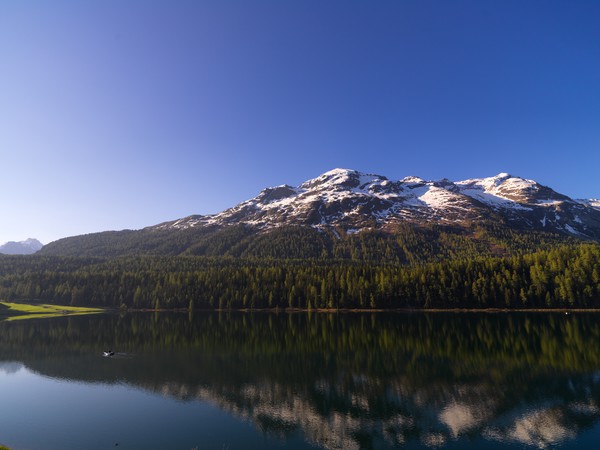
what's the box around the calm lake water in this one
[2,311,600,449]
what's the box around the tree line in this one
[1,243,599,310]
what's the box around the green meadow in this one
[0,301,103,321]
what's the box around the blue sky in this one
[1,1,599,245]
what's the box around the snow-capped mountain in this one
[577,198,600,212]
[154,169,600,239]
[0,238,43,255]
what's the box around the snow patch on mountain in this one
[417,186,463,210]
[455,173,541,210]
[577,199,600,211]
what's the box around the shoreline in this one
[0,301,105,321]
[129,307,600,313]
[4,302,599,318]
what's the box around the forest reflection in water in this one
[2,311,600,449]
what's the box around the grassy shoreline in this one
[3,302,599,320]
[0,301,104,321]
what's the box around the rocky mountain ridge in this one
[37,169,599,259]
[0,238,43,255]
[154,169,600,239]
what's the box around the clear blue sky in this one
[1,1,599,245]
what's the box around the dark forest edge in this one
[1,242,600,310]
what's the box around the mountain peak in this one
[299,168,386,191]
[322,168,356,177]
[39,169,600,258]
[215,169,599,237]
[401,176,426,184]
[138,168,600,241]
[300,168,356,187]
[0,238,43,255]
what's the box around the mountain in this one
[154,169,600,237]
[39,169,600,259]
[0,238,43,255]
[577,198,600,211]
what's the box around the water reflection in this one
[0,361,22,375]
[1,312,600,449]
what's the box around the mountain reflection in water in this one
[2,311,600,449]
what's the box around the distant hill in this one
[39,169,600,260]
[0,238,43,255]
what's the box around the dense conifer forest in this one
[2,226,600,309]
[39,223,579,260]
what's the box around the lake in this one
[2,311,600,449]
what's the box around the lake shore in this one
[3,302,599,321]
[0,302,104,321]
[130,306,600,313]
